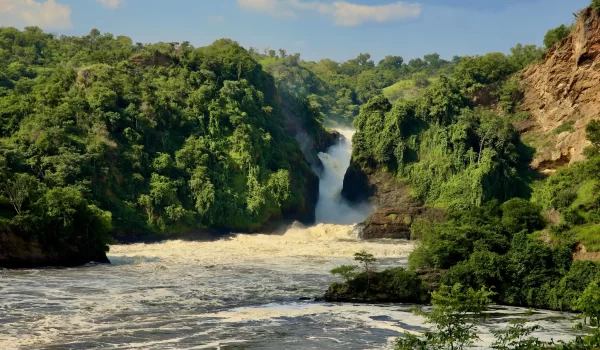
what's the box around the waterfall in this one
[314,128,373,225]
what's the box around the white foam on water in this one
[108,225,414,266]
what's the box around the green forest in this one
[0,29,332,258]
[0,24,516,259]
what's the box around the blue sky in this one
[0,0,590,62]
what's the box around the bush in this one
[325,266,428,303]
[402,199,600,311]
[443,250,505,290]
[413,72,431,88]
[552,121,576,135]
[501,198,544,234]
[544,24,571,49]
[395,284,494,350]
[497,78,523,114]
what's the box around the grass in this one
[383,79,416,102]
[573,224,600,252]
[552,121,575,135]
[521,131,547,152]
[383,77,440,102]
[571,180,598,209]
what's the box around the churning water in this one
[315,129,373,225]
[0,129,580,349]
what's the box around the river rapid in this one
[0,129,580,349]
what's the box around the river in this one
[0,129,579,349]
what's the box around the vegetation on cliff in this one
[348,47,542,208]
[0,28,328,264]
[330,2,600,325]
[327,193,600,311]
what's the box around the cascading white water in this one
[315,128,373,225]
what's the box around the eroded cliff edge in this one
[520,7,600,173]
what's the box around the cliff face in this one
[0,230,109,268]
[342,165,444,239]
[521,7,600,172]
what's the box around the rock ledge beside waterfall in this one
[342,165,445,239]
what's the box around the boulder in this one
[0,230,109,269]
[361,207,446,240]
[361,208,415,239]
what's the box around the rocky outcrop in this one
[342,165,420,208]
[521,7,600,172]
[283,165,320,226]
[360,208,414,239]
[0,230,109,268]
[343,164,445,239]
[360,207,445,240]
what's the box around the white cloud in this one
[0,0,72,29]
[97,0,125,10]
[237,0,295,18]
[287,0,332,14]
[331,2,421,26]
[236,0,421,26]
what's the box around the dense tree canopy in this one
[0,28,324,257]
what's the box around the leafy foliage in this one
[491,315,545,350]
[544,24,572,49]
[325,266,428,303]
[393,284,600,349]
[396,284,494,350]
[330,265,358,282]
[531,124,600,251]
[390,124,600,313]
[0,27,324,255]
[354,250,378,286]
[351,82,527,208]
[406,198,599,311]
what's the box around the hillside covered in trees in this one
[0,23,497,267]
[327,2,600,332]
[0,29,333,267]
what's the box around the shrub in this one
[501,198,544,234]
[552,121,575,135]
[544,24,572,49]
[395,284,494,350]
[497,78,523,114]
[325,266,428,303]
